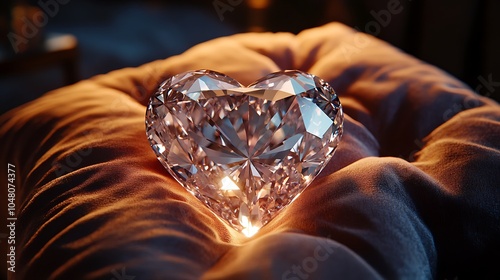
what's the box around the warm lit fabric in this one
[1,22,499,279]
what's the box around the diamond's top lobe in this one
[146,69,343,237]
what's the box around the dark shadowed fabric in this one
[1,23,499,279]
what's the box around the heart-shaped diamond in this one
[146,70,343,237]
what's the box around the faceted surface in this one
[146,69,343,237]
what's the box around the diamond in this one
[146,69,343,237]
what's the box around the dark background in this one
[1,0,499,115]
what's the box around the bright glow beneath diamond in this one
[241,220,260,237]
[146,69,343,236]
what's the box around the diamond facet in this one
[146,70,343,237]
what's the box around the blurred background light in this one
[1,0,498,114]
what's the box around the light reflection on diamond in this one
[221,176,240,191]
[146,69,343,236]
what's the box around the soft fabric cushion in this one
[1,22,499,279]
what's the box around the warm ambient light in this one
[247,0,270,9]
